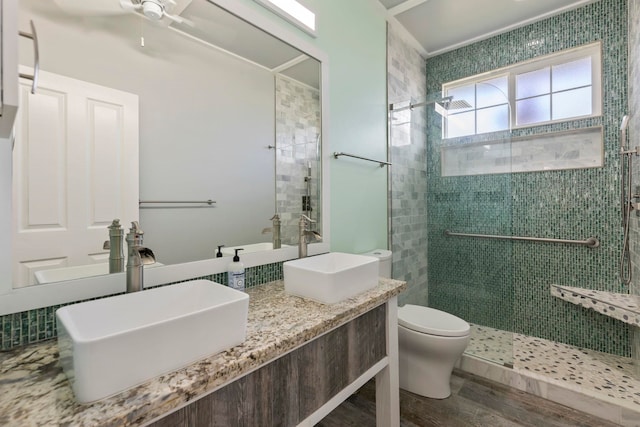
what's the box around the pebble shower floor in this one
[467,325,640,409]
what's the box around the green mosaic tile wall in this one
[0,261,284,351]
[426,0,630,356]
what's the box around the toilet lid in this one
[398,304,470,337]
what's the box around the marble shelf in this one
[551,284,640,327]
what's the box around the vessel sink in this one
[221,242,290,255]
[283,252,379,304]
[35,262,163,284]
[56,279,249,403]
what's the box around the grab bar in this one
[333,152,391,167]
[139,199,216,208]
[444,230,600,248]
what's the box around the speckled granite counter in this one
[0,278,405,427]
[551,284,640,326]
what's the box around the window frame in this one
[441,41,602,139]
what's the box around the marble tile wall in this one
[274,75,321,245]
[426,0,630,356]
[441,127,603,176]
[387,23,429,306]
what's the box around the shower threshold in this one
[461,324,640,425]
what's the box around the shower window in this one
[516,57,594,125]
[445,76,509,138]
[442,41,602,139]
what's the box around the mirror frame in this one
[0,0,330,315]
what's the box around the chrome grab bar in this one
[139,200,216,209]
[19,20,39,94]
[333,152,391,167]
[139,200,216,205]
[444,230,600,248]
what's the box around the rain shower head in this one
[433,96,472,117]
[435,96,472,110]
[389,96,472,113]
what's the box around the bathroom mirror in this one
[2,0,328,309]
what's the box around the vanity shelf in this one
[551,284,640,327]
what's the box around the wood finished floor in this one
[318,370,618,427]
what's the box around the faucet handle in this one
[129,221,143,235]
[300,214,316,224]
[103,240,110,250]
[262,227,272,234]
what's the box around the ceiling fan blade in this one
[163,12,195,27]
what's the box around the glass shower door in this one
[425,86,515,367]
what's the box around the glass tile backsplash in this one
[426,0,629,356]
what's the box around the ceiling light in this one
[254,0,316,37]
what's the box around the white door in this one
[12,68,139,287]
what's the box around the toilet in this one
[362,249,392,277]
[397,304,470,399]
[364,249,470,400]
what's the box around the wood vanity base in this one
[151,305,388,426]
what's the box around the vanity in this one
[0,1,402,423]
[0,278,405,426]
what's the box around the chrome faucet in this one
[125,221,156,293]
[103,219,125,274]
[262,214,282,249]
[298,214,321,258]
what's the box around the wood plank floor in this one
[318,370,619,427]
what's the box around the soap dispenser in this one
[216,245,224,258]
[228,249,245,291]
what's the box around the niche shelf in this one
[551,284,640,327]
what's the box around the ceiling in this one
[52,0,320,88]
[377,0,598,57]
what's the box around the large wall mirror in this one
[1,0,329,314]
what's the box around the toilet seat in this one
[398,304,470,337]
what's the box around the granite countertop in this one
[0,278,406,427]
[551,284,640,327]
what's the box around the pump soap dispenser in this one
[228,248,245,291]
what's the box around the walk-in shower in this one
[389,88,516,367]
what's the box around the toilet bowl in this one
[398,304,470,399]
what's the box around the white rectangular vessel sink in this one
[283,252,379,304]
[56,279,249,403]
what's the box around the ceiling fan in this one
[119,0,194,26]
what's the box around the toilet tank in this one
[362,249,392,278]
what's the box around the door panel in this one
[13,69,139,287]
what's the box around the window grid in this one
[442,42,602,139]
[446,78,510,137]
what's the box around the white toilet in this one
[362,249,392,277]
[364,249,470,400]
[397,304,470,399]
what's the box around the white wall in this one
[16,0,276,266]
